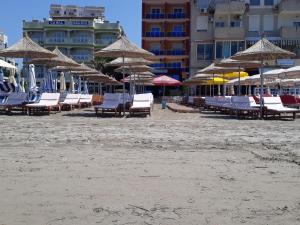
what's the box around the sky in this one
[0,0,142,47]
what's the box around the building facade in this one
[190,0,300,76]
[142,0,191,81]
[23,4,124,82]
[0,31,8,60]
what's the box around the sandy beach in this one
[0,106,299,225]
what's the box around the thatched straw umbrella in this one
[95,35,154,115]
[199,63,243,96]
[105,57,154,67]
[215,58,260,95]
[231,38,295,117]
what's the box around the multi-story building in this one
[190,0,300,76]
[23,4,124,82]
[142,0,190,81]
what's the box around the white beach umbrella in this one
[0,59,17,69]
[282,66,300,79]
[69,74,75,93]
[263,68,286,79]
[59,72,66,93]
[28,64,38,93]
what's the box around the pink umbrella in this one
[153,75,182,98]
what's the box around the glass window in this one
[250,0,260,6]
[174,8,183,14]
[197,0,209,9]
[293,22,300,27]
[230,21,241,27]
[151,27,160,32]
[223,41,231,58]
[216,42,223,59]
[151,8,160,14]
[197,44,213,60]
[264,0,274,6]
[215,22,225,27]
[173,25,183,32]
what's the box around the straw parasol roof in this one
[95,36,154,58]
[199,63,243,74]
[105,57,154,67]
[114,65,153,73]
[138,71,156,77]
[231,38,295,61]
[0,35,57,59]
[29,47,80,67]
[215,58,261,69]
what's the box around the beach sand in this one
[0,106,299,225]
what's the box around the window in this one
[173,8,183,14]
[216,41,244,59]
[197,43,213,60]
[249,15,260,31]
[151,8,160,14]
[197,0,209,9]
[173,25,183,32]
[196,16,208,31]
[151,27,160,32]
[230,21,241,27]
[264,0,274,6]
[250,0,260,6]
[215,22,225,27]
[263,15,274,31]
[293,22,300,27]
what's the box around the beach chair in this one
[0,92,28,114]
[94,93,121,116]
[79,94,93,108]
[263,97,300,120]
[61,94,81,110]
[230,96,260,119]
[280,95,300,109]
[129,94,151,117]
[26,93,61,115]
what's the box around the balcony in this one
[151,62,182,69]
[30,38,44,45]
[166,32,186,37]
[145,13,165,19]
[166,50,186,55]
[167,13,186,19]
[280,26,300,39]
[215,1,245,15]
[145,32,164,37]
[71,55,92,62]
[279,0,300,14]
[95,39,115,46]
[214,27,245,39]
[151,50,165,55]
[71,37,93,45]
[45,37,66,44]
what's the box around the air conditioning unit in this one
[200,8,207,13]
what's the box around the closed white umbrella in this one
[21,78,25,92]
[28,64,38,93]
[59,72,66,93]
[83,81,89,94]
[69,74,75,93]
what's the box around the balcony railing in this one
[151,62,182,69]
[145,32,164,37]
[166,50,186,55]
[71,38,93,44]
[166,32,186,37]
[145,13,164,19]
[151,50,165,55]
[45,38,66,43]
[95,39,115,46]
[167,13,186,19]
[71,55,92,62]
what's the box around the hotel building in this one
[190,0,300,76]
[142,0,191,81]
[23,4,124,82]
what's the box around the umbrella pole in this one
[122,55,125,116]
[238,66,241,96]
[223,73,225,96]
[213,74,215,97]
[259,60,264,119]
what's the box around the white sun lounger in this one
[79,94,93,107]
[263,97,300,120]
[61,94,81,110]
[26,93,61,115]
[230,96,260,119]
[95,93,121,116]
[129,94,151,116]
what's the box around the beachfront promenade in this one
[0,105,299,224]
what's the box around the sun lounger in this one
[280,95,300,109]
[94,93,121,116]
[79,94,93,107]
[263,97,300,120]
[26,93,61,115]
[0,92,28,113]
[129,94,151,116]
[230,96,260,119]
[61,94,81,110]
